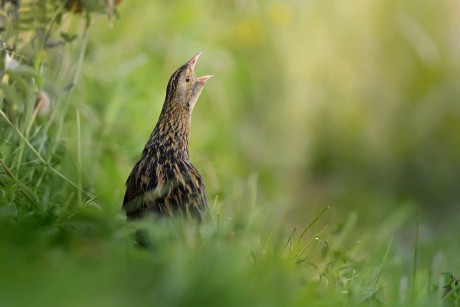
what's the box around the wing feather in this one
[123,158,207,221]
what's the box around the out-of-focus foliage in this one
[0,1,125,303]
[0,0,118,233]
[1,0,459,306]
[78,0,460,224]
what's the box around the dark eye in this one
[185,76,191,83]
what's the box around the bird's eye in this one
[185,76,191,83]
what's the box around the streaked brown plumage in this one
[123,53,212,225]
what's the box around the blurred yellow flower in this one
[234,19,265,47]
[269,1,293,26]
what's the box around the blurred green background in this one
[1,0,460,305]
[79,0,460,225]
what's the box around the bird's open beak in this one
[187,53,213,84]
[187,53,201,71]
[197,75,213,83]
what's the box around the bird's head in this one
[165,53,213,112]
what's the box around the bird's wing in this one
[122,160,160,220]
[123,158,208,220]
[180,160,208,219]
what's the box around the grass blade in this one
[0,109,101,208]
[0,159,39,211]
[372,237,394,292]
[294,206,329,250]
[412,217,420,284]
[76,109,82,206]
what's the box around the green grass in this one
[1,1,460,306]
[0,199,456,306]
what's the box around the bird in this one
[122,53,212,234]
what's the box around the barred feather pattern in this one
[123,63,208,221]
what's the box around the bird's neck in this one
[146,102,192,160]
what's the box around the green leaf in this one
[60,32,78,43]
[0,82,22,105]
